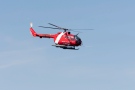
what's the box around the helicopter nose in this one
[76,39,82,46]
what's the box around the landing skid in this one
[52,45,79,50]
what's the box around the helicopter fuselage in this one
[30,27,82,49]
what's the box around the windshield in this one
[75,35,81,40]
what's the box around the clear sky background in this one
[0,0,135,90]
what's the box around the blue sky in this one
[0,0,135,90]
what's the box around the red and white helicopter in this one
[30,23,92,50]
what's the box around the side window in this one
[65,35,75,40]
[70,36,74,40]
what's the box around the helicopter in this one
[30,23,93,50]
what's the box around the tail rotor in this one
[30,22,33,27]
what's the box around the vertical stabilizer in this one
[30,23,37,37]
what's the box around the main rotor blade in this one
[44,23,94,32]
[70,29,94,30]
[48,23,69,31]
[67,29,94,32]
[38,26,59,29]
[48,23,62,29]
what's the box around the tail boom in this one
[29,23,55,38]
